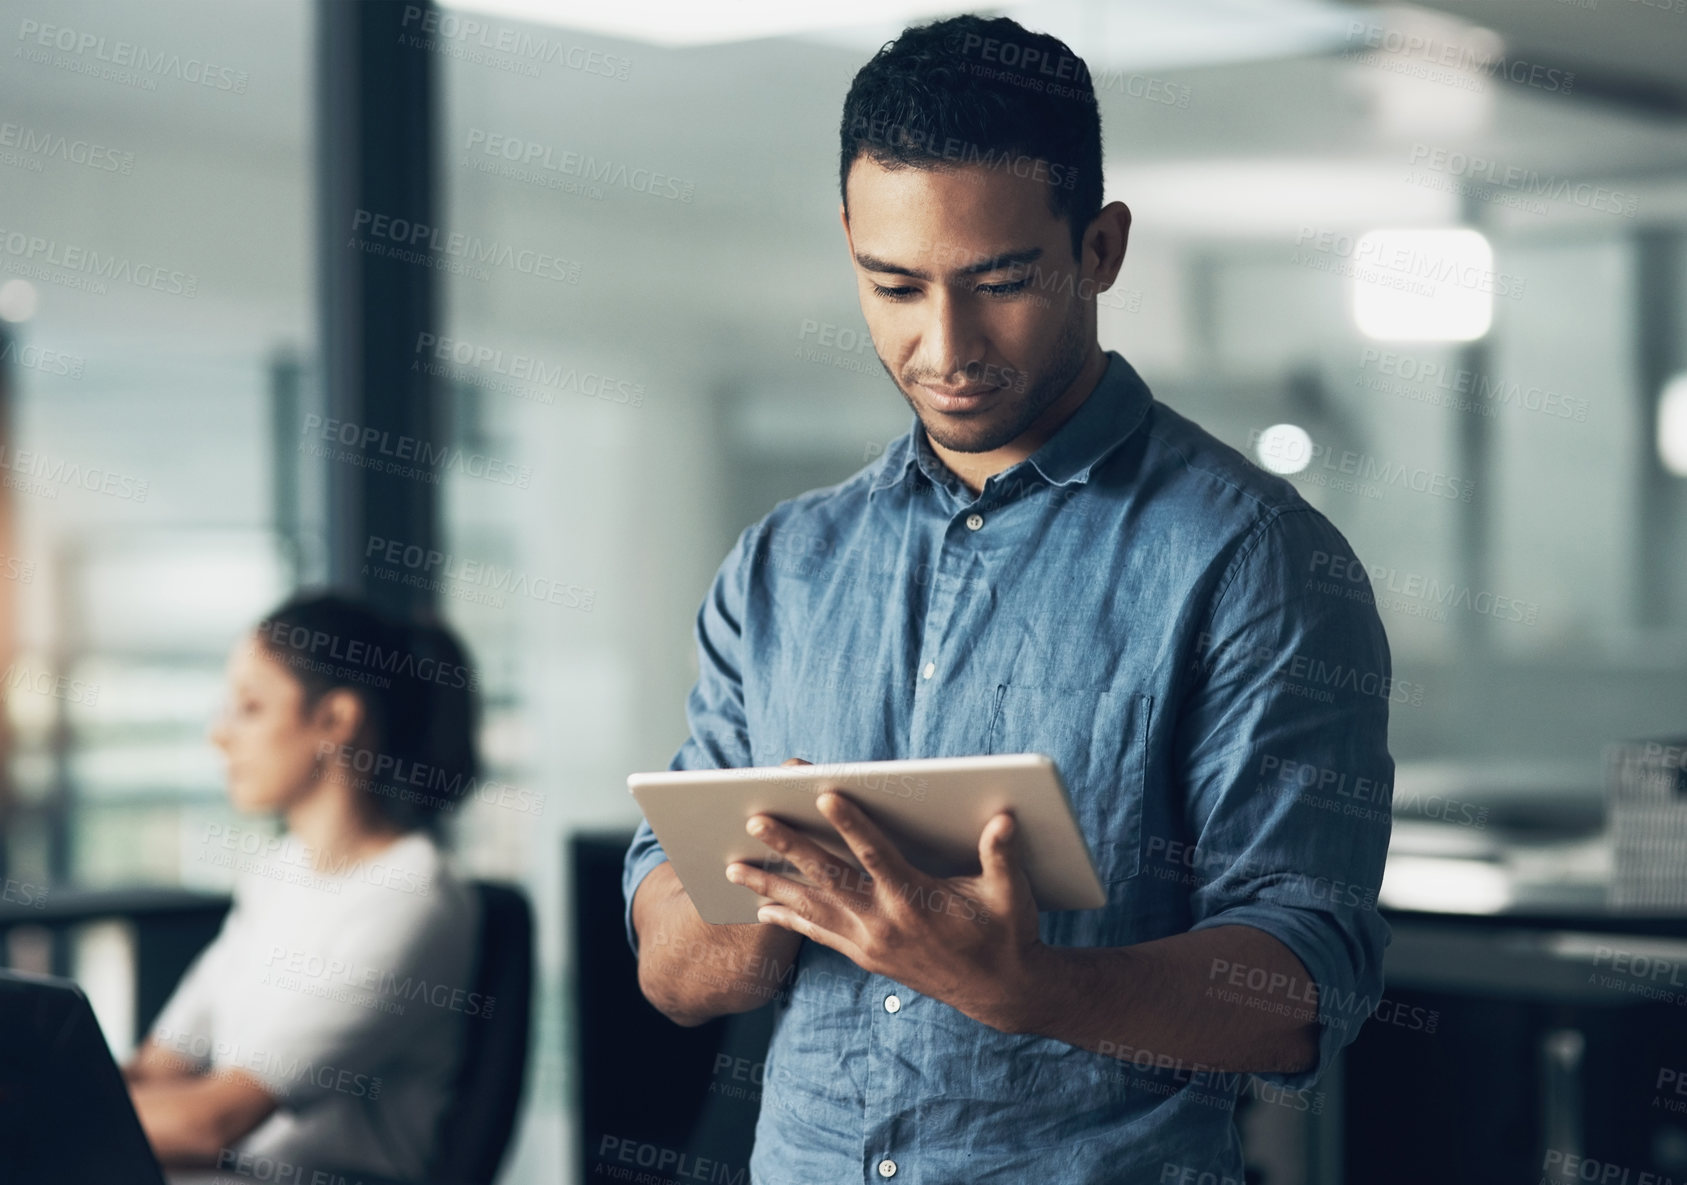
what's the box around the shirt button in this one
[921,662,935,680]
[965,512,984,531]
[884,994,901,1013]
[878,1160,898,1178]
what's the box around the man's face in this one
[842,157,1097,455]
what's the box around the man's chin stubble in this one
[919,412,1029,455]
[906,377,1074,455]
[880,313,1090,455]
[878,363,1027,454]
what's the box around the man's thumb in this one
[982,811,1016,875]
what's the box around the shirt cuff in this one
[621,830,671,960]
[1189,903,1388,1092]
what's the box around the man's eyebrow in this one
[852,246,1044,280]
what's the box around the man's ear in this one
[1086,201,1132,291]
[313,688,365,749]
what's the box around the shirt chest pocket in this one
[987,684,1151,887]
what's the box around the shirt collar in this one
[866,428,922,496]
[866,350,1152,499]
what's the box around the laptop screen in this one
[0,969,167,1185]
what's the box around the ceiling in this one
[4,0,1686,355]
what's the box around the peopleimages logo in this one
[1406,143,1637,219]
[15,18,250,92]
[153,1027,384,1100]
[1309,549,1540,626]
[1343,20,1575,95]
[1247,428,1475,503]
[1541,1150,1676,1185]
[349,209,581,284]
[0,121,135,174]
[0,445,148,502]
[317,741,545,818]
[463,129,694,202]
[263,945,494,1017]
[944,29,1194,108]
[363,534,597,613]
[845,114,1079,190]
[0,338,83,379]
[1356,347,1589,423]
[0,226,197,298]
[257,618,481,692]
[595,1136,746,1185]
[300,413,533,488]
[1192,630,1425,707]
[1,876,47,909]
[1145,835,1384,908]
[398,5,631,80]
[1293,226,1525,300]
[412,332,645,407]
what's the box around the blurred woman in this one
[123,592,483,1180]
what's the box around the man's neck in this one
[926,345,1108,497]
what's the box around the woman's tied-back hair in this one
[253,591,481,837]
[838,14,1104,261]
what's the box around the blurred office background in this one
[2,0,1686,1182]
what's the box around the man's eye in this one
[870,278,1028,299]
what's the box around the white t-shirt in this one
[149,831,479,1180]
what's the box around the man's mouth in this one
[917,383,999,413]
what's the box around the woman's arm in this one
[122,1037,203,1085]
[130,1070,278,1165]
[131,902,240,1086]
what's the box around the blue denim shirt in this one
[623,351,1395,1185]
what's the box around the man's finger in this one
[980,810,1018,884]
[755,903,858,963]
[816,791,920,887]
[737,862,855,938]
[746,814,866,897]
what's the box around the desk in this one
[1336,815,1687,1185]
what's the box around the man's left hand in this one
[725,790,1046,1033]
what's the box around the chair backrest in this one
[432,880,534,1185]
[571,833,772,1184]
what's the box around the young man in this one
[624,14,1394,1183]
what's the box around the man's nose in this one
[915,290,987,382]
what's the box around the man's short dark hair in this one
[838,14,1103,261]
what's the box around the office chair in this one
[432,881,534,1185]
[571,833,773,1182]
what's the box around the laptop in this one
[0,968,436,1185]
[0,967,170,1185]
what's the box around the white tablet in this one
[628,753,1107,924]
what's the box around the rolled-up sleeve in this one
[622,524,758,959]
[1177,505,1396,1090]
